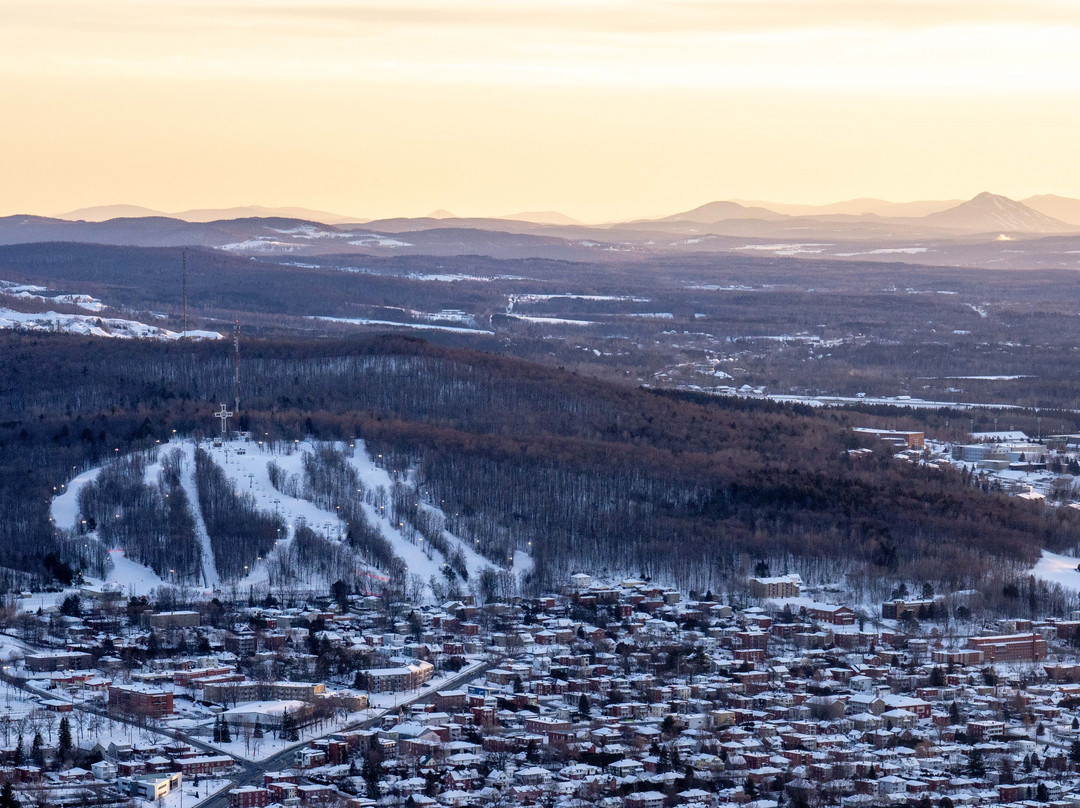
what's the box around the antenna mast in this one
[233,319,241,416]
[181,250,188,339]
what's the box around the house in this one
[626,793,666,808]
[91,761,117,781]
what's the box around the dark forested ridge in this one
[0,331,1075,594]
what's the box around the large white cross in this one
[216,403,233,437]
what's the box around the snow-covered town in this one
[6,567,1080,808]
[855,426,1080,510]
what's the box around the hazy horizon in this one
[29,191,1080,227]
[5,1,1080,221]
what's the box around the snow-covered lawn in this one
[136,777,232,808]
[180,705,382,762]
[1032,550,1080,591]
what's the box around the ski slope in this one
[94,549,168,595]
[49,437,510,601]
[348,442,497,584]
[50,466,102,530]
[166,443,221,587]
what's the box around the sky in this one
[4,0,1080,222]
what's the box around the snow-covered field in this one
[0,307,220,340]
[732,243,830,255]
[219,239,298,254]
[723,390,1029,412]
[406,272,527,282]
[506,315,595,326]
[176,703,380,762]
[348,235,412,248]
[1,284,108,311]
[835,247,931,256]
[508,294,650,305]
[308,316,494,335]
[219,227,412,254]
[1032,550,1080,592]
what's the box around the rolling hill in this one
[1,332,1076,596]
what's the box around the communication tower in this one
[233,320,241,415]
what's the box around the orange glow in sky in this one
[3,1,1080,221]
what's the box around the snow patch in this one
[348,235,413,248]
[0,308,222,340]
[732,243,829,255]
[309,316,494,335]
[506,315,595,326]
[1032,550,1080,592]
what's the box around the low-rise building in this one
[108,684,174,717]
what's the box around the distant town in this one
[855,426,1080,507]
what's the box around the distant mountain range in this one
[728,195,1080,225]
[58,204,366,225]
[655,192,1079,234]
[732,198,963,218]
[53,193,1080,234]
[7,191,1080,271]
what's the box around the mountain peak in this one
[922,192,1076,233]
[661,200,787,224]
[498,210,582,226]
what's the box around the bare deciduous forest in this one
[0,332,1075,599]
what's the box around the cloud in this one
[4,1,1080,94]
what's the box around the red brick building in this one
[108,684,174,718]
[967,633,1047,663]
[178,756,234,777]
[230,787,270,808]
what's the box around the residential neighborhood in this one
[3,572,1080,808]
